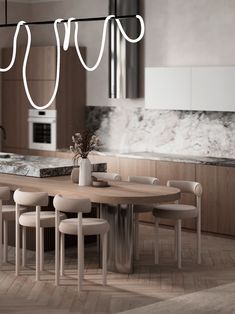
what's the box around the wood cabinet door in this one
[119,157,157,223]
[196,164,235,236]
[2,47,25,80]
[24,81,56,109]
[2,46,56,81]
[156,161,196,229]
[2,80,56,150]
[25,46,56,80]
[2,81,28,149]
[56,47,86,148]
[119,157,156,181]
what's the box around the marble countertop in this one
[92,151,235,167]
[0,153,106,177]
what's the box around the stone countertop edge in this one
[91,151,235,168]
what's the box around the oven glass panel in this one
[33,123,51,144]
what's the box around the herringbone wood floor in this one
[0,224,235,314]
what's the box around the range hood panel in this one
[109,0,139,99]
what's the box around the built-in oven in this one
[28,109,56,151]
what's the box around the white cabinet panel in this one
[192,67,235,112]
[145,67,191,110]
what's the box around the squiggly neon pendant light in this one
[0,14,145,110]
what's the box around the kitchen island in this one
[0,153,106,177]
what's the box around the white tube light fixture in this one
[0,15,145,110]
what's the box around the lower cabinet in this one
[196,164,235,236]
[92,154,235,237]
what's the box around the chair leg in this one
[177,219,182,269]
[78,235,84,292]
[36,207,40,281]
[174,223,178,261]
[55,213,60,286]
[134,213,140,260]
[60,233,65,276]
[197,216,201,264]
[102,232,108,286]
[0,203,2,268]
[40,228,44,272]
[15,206,20,276]
[3,220,8,263]
[22,226,26,267]
[154,217,159,264]
[96,204,100,253]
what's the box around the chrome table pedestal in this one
[101,204,134,274]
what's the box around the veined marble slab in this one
[92,151,235,168]
[0,153,106,178]
[87,106,235,159]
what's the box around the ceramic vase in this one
[71,167,79,183]
[78,157,92,186]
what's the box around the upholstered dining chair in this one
[128,176,160,260]
[0,186,26,267]
[13,189,66,280]
[153,180,202,268]
[53,194,110,292]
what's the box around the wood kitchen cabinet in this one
[196,164,235,235]
[2,46,56,81]
[90,154,235,236]
[1,46,86,151]
[2,81,28,149]
[119,157,157,180]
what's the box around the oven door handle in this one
[28,118,56,123]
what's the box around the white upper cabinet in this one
[145,67,191,110]
[191,67,235,112]
[145,66,235,112]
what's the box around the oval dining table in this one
[0,174,181,273]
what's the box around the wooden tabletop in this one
[0,174,181,205]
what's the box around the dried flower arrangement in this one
[70,130,101,164]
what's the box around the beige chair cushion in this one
[19,211,66,228]
[59,218,110,236]
[2,205,26,221]
[153,204,198,220]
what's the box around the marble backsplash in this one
[86,106,235,158]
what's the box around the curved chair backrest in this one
[128,176,160,185]
[0,186,10,201]
[167,180,202,197]
[13,189,48,207]
[92,172,121,181]
[53,194,91,213]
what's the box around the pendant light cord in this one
[22,19,63,110]
[0,15,145,110]
[5,0,8,25]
